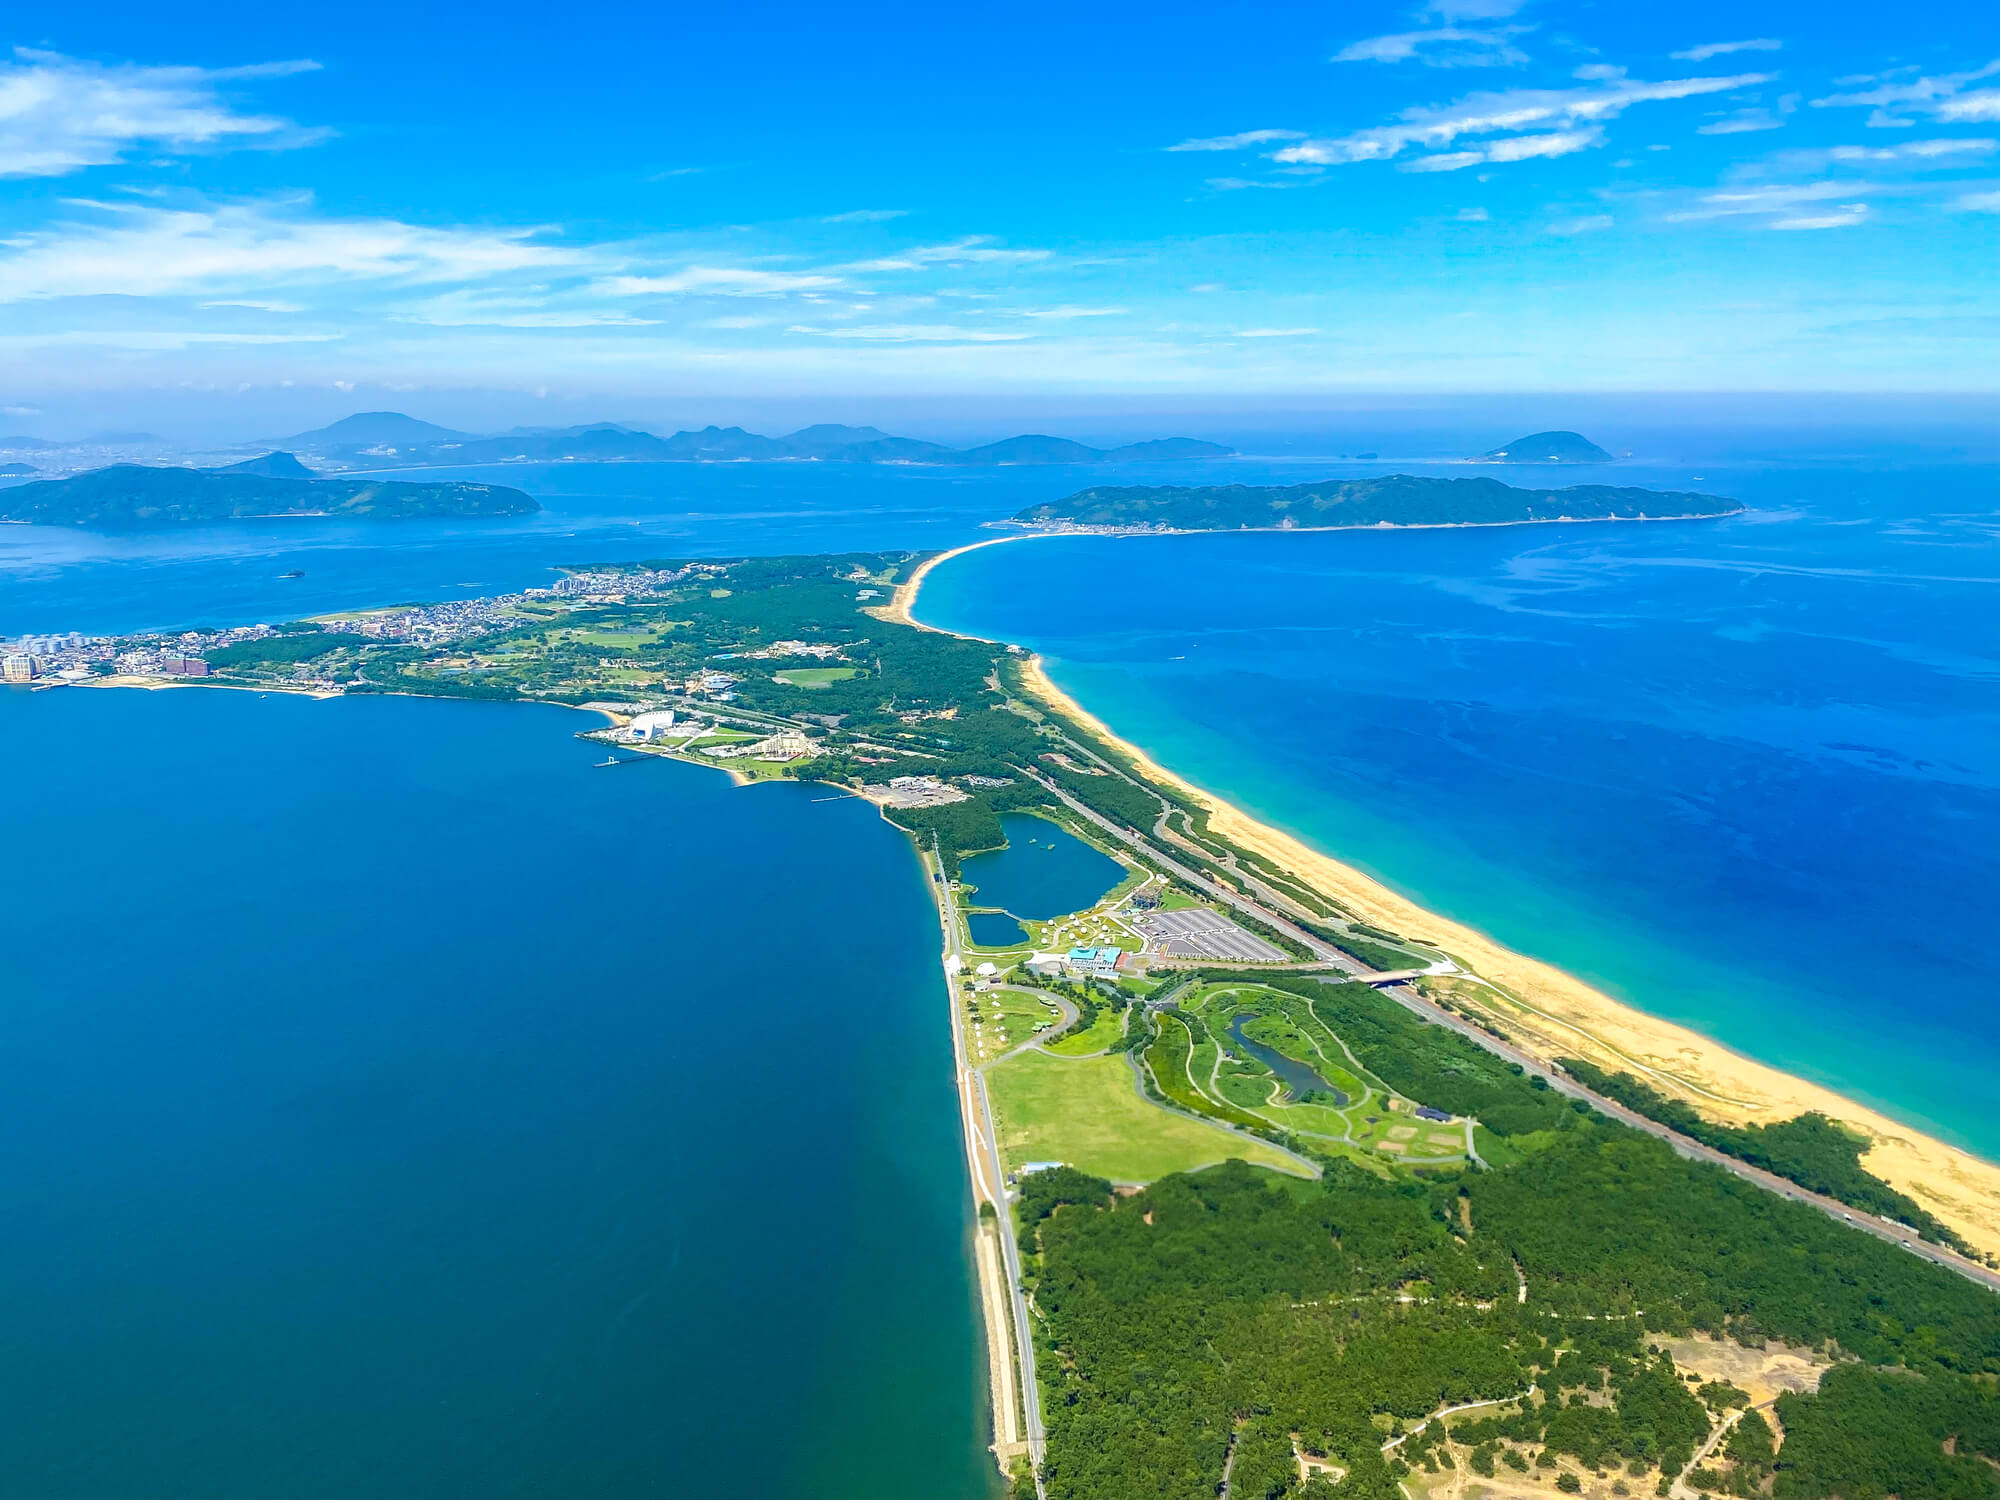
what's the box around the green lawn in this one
[986,1049,1305,1183]
[1043,1008,1126,1056]
[773,666,862,687]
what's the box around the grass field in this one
[773,666,862,687]
[1043,1008,1126,1056]
[986,1049,1304,1183]
[966,987,1065,1064]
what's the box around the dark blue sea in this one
[0,687,993,1498]
[3,445,1996,1490]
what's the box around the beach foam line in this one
[904,538,2000,1258]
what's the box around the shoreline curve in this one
[901,536,2000,1259]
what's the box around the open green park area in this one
[772,664,864,687]
[987,1048,1303,1183]
[1169,982,1470,1169]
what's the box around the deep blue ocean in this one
[3,445,1996,1491]
[0,688,993,1497]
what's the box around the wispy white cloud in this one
[1268,71,1772,171]
[1812,58,2000,127]
[0,48,321,178]
[820,208,908,223]
[1699,109,1786,134]
[1017,305,1127,319]
[1766,137,1998,171]
[1772,204,1869,229]
[1168,128,1306,153]
[598,267,842,296]
[1549,213,1614,234]
[1954,189,2000,212]
[1233,327,1319,338]
[1668,180,1879,228]
[785,323,1031,342]
[1456,206,1491,220]
[0,196,581,301]
[1403,127,1602,171]
[843,237,1050,271]
[1673,40,1782,63]
[1334,27,1530,69]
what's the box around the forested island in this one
[24,549,2000,1500]
[1014,474,1738,531]
[0,463,539,527]
[275,409,1237,469]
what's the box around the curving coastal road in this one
[1024,766,2000,1297]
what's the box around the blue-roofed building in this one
[1064,945,1124,977]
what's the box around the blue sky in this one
[2,0,1997,430]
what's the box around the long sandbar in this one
[902,536,2000,1258]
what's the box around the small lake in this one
[1227,1013,1348,1105]
[966,911,1029,947]
[959,813,1125,922]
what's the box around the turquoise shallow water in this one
[919,463,2000,1159]
[0,686,995,1499]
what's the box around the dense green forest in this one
[0,465,537,526]
[1019,969,2000,1500]
[1558,1057,1963,1248]
[1014,474,1740,532]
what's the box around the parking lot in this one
[1130,907,1288,962]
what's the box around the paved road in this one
[932,851,1049,1494]
[1030,771,2000,1297]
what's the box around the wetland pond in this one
[1226,1013,1349,1105]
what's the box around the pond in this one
[966,911,1029,948]
[1226,1013,1349,1105]
[958,813,1125,922]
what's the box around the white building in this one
[626,710,678,741]
[2,654,36,682]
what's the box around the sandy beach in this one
[900,539,2000,1257]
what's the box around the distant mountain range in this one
[270,412,1237,469]
[0,463,539,528]
[1015,475,1738,532]
[1477,430,1614,464]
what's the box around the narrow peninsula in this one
[1013,473,1738,532]
[11,537,2000,1500]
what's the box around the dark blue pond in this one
[1226,1013,1348,1105]
[966,911,1030,947]
[959,813,1126,922]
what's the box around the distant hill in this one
[0,461,37,476]
[0,465,539,528]
[1015,474,1739,532]
[1478,430,1613,464]
[278,410,1236,469]
[279,411,473,450]
[208,451,316,479]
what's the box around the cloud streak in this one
[1812,59,2000,127]
[1333,27,1530,69]
[0,197,581,302]
[1672,40,1782,63]
[0,48,321,178]
[1266,71,1773,171]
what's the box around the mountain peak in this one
[1478,431,1613,464]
